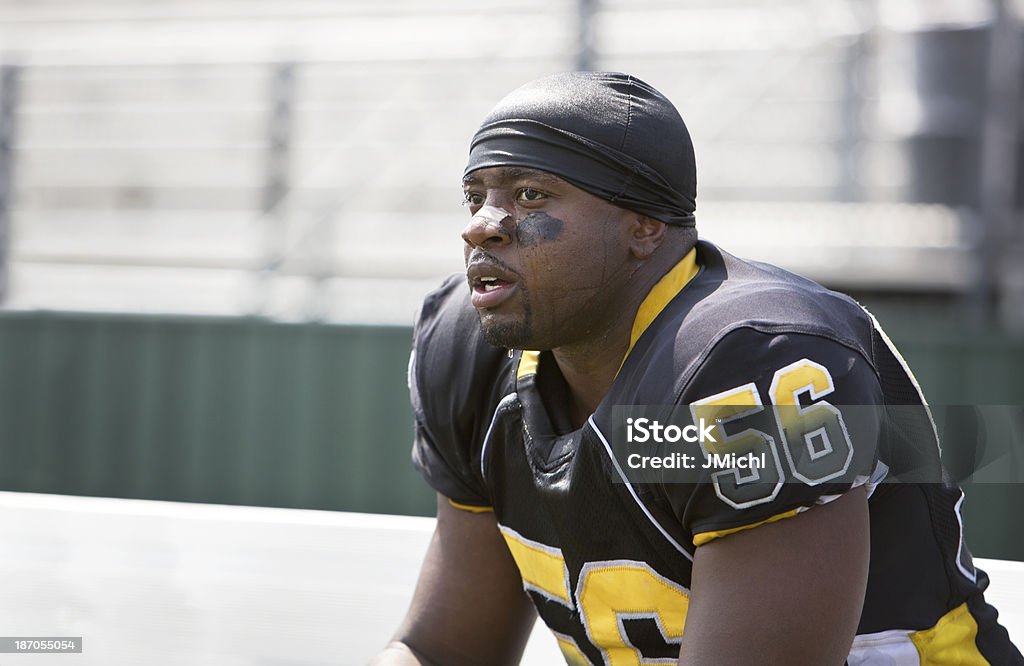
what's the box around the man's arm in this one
[678,486,869,665]
[370,494,537,666]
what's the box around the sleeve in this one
[408,274,508,510]
[668,327,884,547]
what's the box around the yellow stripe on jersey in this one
[692,508,802,547]
[516,249,697,381]
[447,499,494,513]
[517,349,541,379]
[622,247,699,367]
[910,602,988,665]
[499,526,573,606]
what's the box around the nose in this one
[461,205,513,248]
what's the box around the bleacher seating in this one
[0,0,992,322]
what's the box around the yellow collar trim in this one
[515,247,699,379]
[622,247,699,363]
[517,349,541,379]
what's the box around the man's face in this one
[461,166,636,350]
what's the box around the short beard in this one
[477,296,535,350]
[479,317,533,350]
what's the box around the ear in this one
[627,215,668,260]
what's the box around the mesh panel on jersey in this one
[871,327,979,601]
[871,326,943,481]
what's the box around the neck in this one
[550,319,633,428]
[551,246,689,428]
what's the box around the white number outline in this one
[768,358,854,486]
[501,527,691,666]
[689,383,784,509]
[575,559,689,666]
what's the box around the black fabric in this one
[408,273,512,507]
[409,241,1023,663]
[968,579,1024,664]
[464,71,698,226]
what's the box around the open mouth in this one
[478,277,507,293]
[470,276,517,308]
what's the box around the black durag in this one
[464,72,697,227]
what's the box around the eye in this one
[517,187,547,203]
[462,191,485,208]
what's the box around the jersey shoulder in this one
[599,244,888,541]
[409,273,515,506]
[610,241,879,406]
[684,241,876,361]
[410,273,511,414]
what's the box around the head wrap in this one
[464,72,697,226]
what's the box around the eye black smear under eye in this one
[516,212,564,246]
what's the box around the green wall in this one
[0,312,433,516]
[0,309,1021,559]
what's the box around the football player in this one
[371,72,1023,665]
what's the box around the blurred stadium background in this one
[0,0,1022,664]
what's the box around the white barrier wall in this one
[0,492,1020,665]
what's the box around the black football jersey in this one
[410,241,1022,665]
